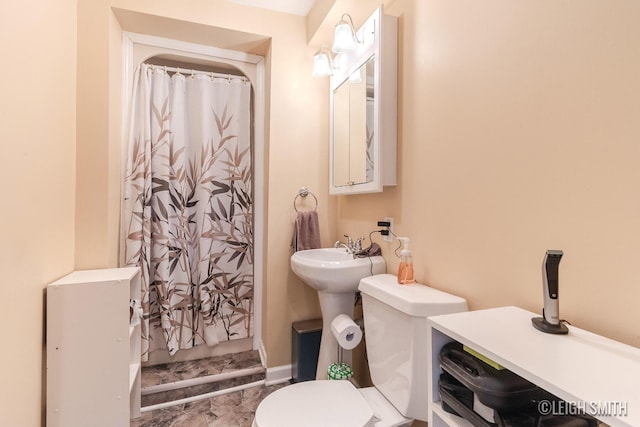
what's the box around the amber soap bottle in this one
[397,237,415,284]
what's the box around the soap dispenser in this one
[397,237,415,284]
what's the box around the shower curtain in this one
[121,64,253,361]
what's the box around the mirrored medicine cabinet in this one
[329,7,398,195]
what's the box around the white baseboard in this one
[257,339,292,385]
[265,364,292,386]
[258,340,267,368]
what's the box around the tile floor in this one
[130,351,428,427]
[131,350,289,427]
[140,350,264,388]
[131,381,288,427]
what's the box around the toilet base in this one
[358,387,412,427]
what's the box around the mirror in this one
[332,57,374,188]
[329,7,397,195]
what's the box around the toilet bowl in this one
[253,274,468,427]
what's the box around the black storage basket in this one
[439,341,549,413]
[439,371,496,426]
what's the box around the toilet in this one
[253,273,468,427]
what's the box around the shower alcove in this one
[120,27,266,368]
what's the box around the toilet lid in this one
[254,380,374,427]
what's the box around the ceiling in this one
[226,0,318,16]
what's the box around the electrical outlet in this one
[383,216,393,242]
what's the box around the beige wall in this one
[0,0,77,425]
[334,0,640,348]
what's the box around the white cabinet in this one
[428,306,640,427]
[329,6,397,195]
[46,267,141,426]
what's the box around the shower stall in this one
[120,32,265,367]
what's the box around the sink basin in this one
[291,248,386,293]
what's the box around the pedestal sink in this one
[290,248,386,379]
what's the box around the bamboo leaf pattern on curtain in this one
[121,64,253,360]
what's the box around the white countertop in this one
[49,267,139,286]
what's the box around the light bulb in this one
[312,50,332,77]
[332,21,357,53]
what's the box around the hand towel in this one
[291,210,321,251]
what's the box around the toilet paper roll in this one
[330,314,363,350]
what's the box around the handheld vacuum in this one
[532,250,569,334]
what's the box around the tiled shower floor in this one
[131,350,289,427]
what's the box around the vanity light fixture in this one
[312,45,333,77]
[332,14,361,54]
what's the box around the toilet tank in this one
[358,274,467,422]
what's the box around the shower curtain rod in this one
[148,64,249,82]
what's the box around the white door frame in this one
[121,31,265,352]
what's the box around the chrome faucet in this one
[334,234,365,255]
[353,237,364,253]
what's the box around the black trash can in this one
[291,319,322,382]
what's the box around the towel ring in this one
[294,187,318,212]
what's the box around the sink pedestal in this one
[315,291,355,380]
